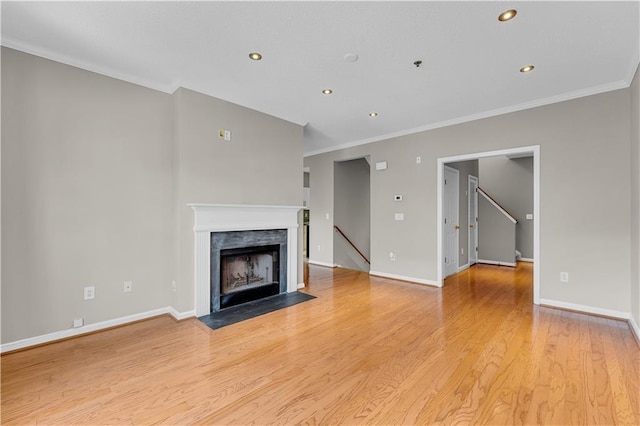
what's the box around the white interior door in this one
[443,166,459,277]
[468,175,478,265]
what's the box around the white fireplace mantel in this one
[189,204,302,317]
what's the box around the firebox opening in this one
[219,244,280,309]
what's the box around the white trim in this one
[307,260,337,268]
[539,299,630,320]
[297,282,306,289]
[468,175,479,266]
[438,145,540,305]
[629,316,640,344]
[0,307,194,353]
[1,37,175,94]
[443,165,460,278]
[168,307,197,321]
[303,82,628,157]
[477,187,517,224]
[188,203,303,210]
[623,46,640,85]
[457,263,470,273]
[477,259,517,267]
[2,38,632,160]
[369,270,440,287]
[519,258,534,263]
[533,146,541,304]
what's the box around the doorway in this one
[333,157,371,271]
[437,146,540,304]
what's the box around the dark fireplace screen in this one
[219,244,280,309]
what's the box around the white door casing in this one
[468,175,479,265]
[443,166,459,277]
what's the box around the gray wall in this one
[445,160,478,268]
[305,87,631,314]
[479,156,534,259]
[2,48,173,342]
[333,158,370,271]
[171,88,303,312]
[1,48,304,344]
[631,64,639,328]
[477,195,516,264]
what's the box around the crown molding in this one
[303,79,630,158]
[1,37,175,94]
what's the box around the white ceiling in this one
[2,1,639,155]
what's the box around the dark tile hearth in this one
[198,291,316,330]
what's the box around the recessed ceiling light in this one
[322,89,333,95]
[498,9,517,22]
[249,52,262,61]
[520,65,535,73]
[369,112,378,117]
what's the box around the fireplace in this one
[210,229,288,312]
[219,244,279,309]
[190,204,301,317]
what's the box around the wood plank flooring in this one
[2,263,639,425]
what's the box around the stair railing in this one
[334,225,370,264]
[477,187,517,224]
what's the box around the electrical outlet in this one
[325,213,330,220]
[124,280,132,293]
[389,252,396,261]
[84,286,95,300]
[317,244,321,252]
[172,280,177,292]
[560,272,569,283]
[416,156,421,164]
[73,318,84,328]
[461,248,464,255]
[395,213,404,221]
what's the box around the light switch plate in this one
[375,161,388,171]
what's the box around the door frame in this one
[468,175,479,266]
[443,165,460,278]
[437,145,540,305]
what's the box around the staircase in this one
[334,225,370,272]
[477,187,517,266]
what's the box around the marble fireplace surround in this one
[190,204,302,317]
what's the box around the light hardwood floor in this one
[2,263,639,425]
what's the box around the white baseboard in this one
[538,298,630,320]
[369,270,440,287]
[629,315,640,344]
[297,282,306,289]
[457,263,470,273]
[307,260,337,268]
[168,307,197,321]
[477,259,517,267]
[1,306,195,353]
[519,258,534,263]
